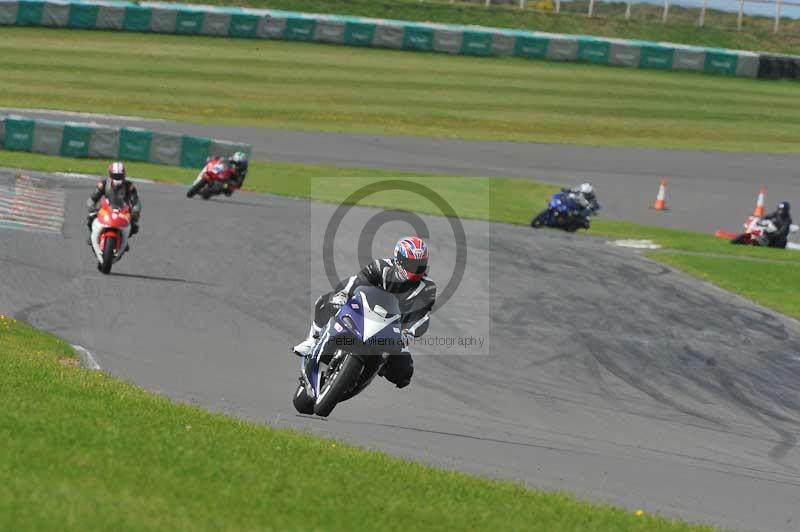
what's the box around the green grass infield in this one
[3,28,800,152]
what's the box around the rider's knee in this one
[382,353,413,388]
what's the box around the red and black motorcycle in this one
[186,157,239,200]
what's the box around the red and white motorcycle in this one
[730,216,777,246]
[186,157,238,200]
[724,216,799,247]
[90,196,131,274]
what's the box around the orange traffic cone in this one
[653,179,668,211]
[753,185,766,217]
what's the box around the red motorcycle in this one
[186,157,238,200]
[716,215,799,248]
[90,196,132,274]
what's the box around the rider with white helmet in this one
[565,182,599,211]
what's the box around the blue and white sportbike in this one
[293,286,404,417]
[530,192,598,233]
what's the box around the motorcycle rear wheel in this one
[101,235,116,274]
[314,355,363,417]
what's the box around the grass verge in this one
[0,316,712,531]
[3,28,800,152]
[3,149,798,320]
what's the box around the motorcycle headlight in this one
[341,315,355,331]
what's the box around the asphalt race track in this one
[2,168,800,531]
[6,109,800,234]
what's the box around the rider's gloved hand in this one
[401,329,414,348]
[86,198,95,211]
[329,291,348,309]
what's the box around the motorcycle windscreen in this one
[105,189,129,210]
[351,287,401,343]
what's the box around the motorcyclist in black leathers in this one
[221,151,248,196]
[86,162,141,250]
[763,201,792,248]
[293,236,436,389]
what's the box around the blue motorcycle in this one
[293,286,404,417]
[530,192,598,233]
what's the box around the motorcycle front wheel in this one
[530,212,547,228]
[292,382,315,415]
[100,235,116,274]
[186,181,205,198]
[314,355,363,417]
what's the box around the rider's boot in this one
[292,323,322,357]
[86,215,95,245]
[124,222,139,253]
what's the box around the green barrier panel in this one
[229,13,258,38]
[175,10,203,35]
[67,4,98,29]
[640,45,674,69]
[118,128,152,162]
[461,31,493,57]
[344,21,375,46]
[402,25,433,51]
[578,39,610,64]
[704,51,738,75]
[122,5,152,31]
[3,117,35,151]
[60,124,92,158]
[513,35,548,59]
[16,0,43,25]
[180,136,210,168]
[284,16,315,41]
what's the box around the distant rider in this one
[762,201,792,249]
[562,182,600,215]
[293,236,436,389]
[196,151,249,196]
[86,162,141,249]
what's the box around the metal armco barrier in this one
[0,0,796,80]
[0,115,252,167]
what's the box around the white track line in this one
[70,344,102,371]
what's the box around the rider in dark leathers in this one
[763,201,792,248]
[86,162,141,248]
[293,237,435,389]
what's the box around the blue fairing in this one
[549,192,579,213]
[302,287,403,399]
[332,287,403,349]
[536,192,597,229]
